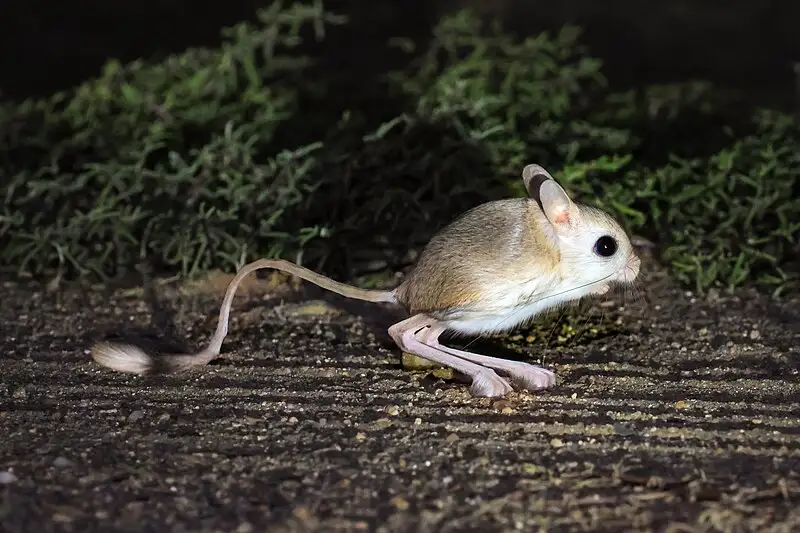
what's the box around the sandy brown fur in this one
[395,198,559,316]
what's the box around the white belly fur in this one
[440,275,603,336]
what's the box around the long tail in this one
[91,259,397,374]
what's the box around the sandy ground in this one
[2,253,800,533]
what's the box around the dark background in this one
[0,0,798,108]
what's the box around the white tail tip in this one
[91,342,154,374]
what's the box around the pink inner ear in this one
[554,212,570,225]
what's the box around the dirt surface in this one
[2,253,800,533]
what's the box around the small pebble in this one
[749,329,761,340]
[386,405,400,416]
[523,463,543,475]
[0,471,18,484]
[128,410,145,423]
[53,456,73,468]
[12,387,27,400]
[613,423,636,436]
[374,418,393,429]
[493,400,513,411]
[235,522,254,533]
[391,496,410,511]
[52,513,74,523]
[550,438,564,448]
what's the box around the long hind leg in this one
[419,323,556,391]
[388,315,512,398]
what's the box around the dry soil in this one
[1,253,799,533]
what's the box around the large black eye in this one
[593,235,618,257]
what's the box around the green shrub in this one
[647,111,800,295]
[0,4,797,295]
[1,1,345,278]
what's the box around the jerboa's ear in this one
[522,164,553,198]
[521,164,577,228]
